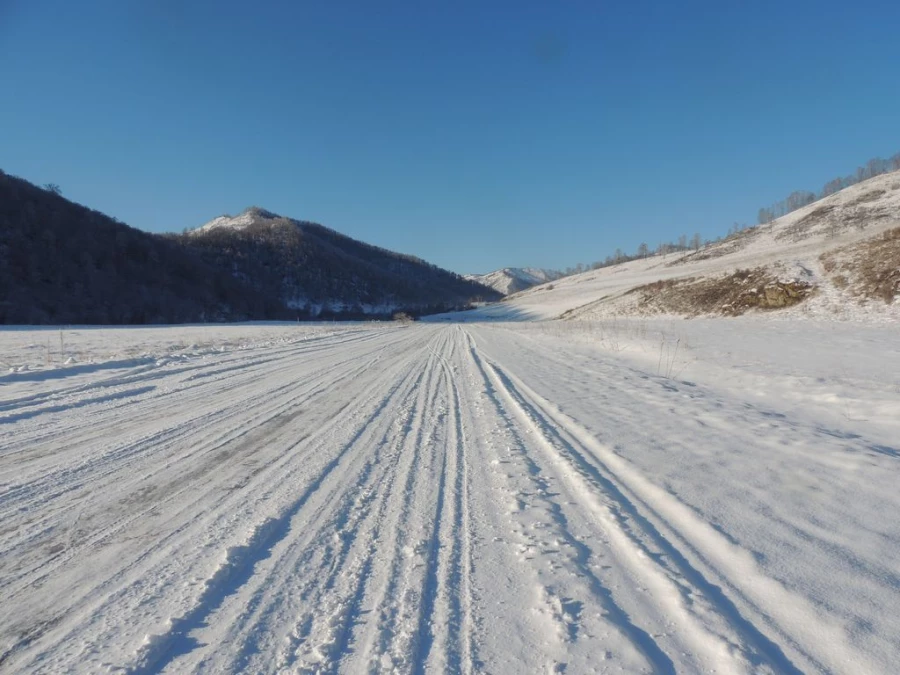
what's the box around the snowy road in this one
[1,323,898,673]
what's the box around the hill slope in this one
[0,172,498,324]
[0,171,281,324]
[456,172,900,322]
[177,208,500,318]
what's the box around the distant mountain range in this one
[465,267,563,296]
[0,170,499,324]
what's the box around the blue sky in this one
[2,1,898,274]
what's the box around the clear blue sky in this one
[2,1,898,274]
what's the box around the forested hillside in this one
[0,171,497,324]
[175,208,500,318]
[0,171,281,324]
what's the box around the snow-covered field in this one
[2,320,899,673]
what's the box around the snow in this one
[192,207,279,234]
[450,172,900,322]
[2,317,898,673]
[466,267,561,296]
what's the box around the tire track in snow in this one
[125,334,435,675]
[7,322,877,673]
[469,328,866,674]
[0,326,394,461]
[212,327,454,674]
[418,327,479,675]
[356,329,457,673]
[461,330,677,674]
[1,327,404,515]
[0,329,405,600]
[0,327,436,672]
[123,327,443,674]
[253,346,435,673]
[0,326,394,462]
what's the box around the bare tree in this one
[821,178,843,198]
[43,183,61,195]
[786,190,816,212]
[866,157,890,178]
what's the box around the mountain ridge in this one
[177,206,500,318]
[465,267,563,296]
[0,170,499,324]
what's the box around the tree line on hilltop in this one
[559,151,900,276]
[757,152,900,225]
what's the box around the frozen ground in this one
[1,320,898,673]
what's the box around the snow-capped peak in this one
[194,207,281,234]
[466,267,562,296]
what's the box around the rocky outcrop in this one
[630,268,814,317]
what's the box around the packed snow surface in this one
[1,320,899,673]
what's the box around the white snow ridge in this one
[193,207,280,234]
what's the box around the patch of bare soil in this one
[820,227,900,304]
[627,268,815,317]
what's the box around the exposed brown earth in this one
[627,268,815,317]
[821,227,900,304]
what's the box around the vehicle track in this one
[1,323,892,673]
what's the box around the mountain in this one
[0,170,282,324]
[177,207,500,319]
[0,171,499,324]
[450,171,900,322]
[465,267,563,296]
[192,207,281,235]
